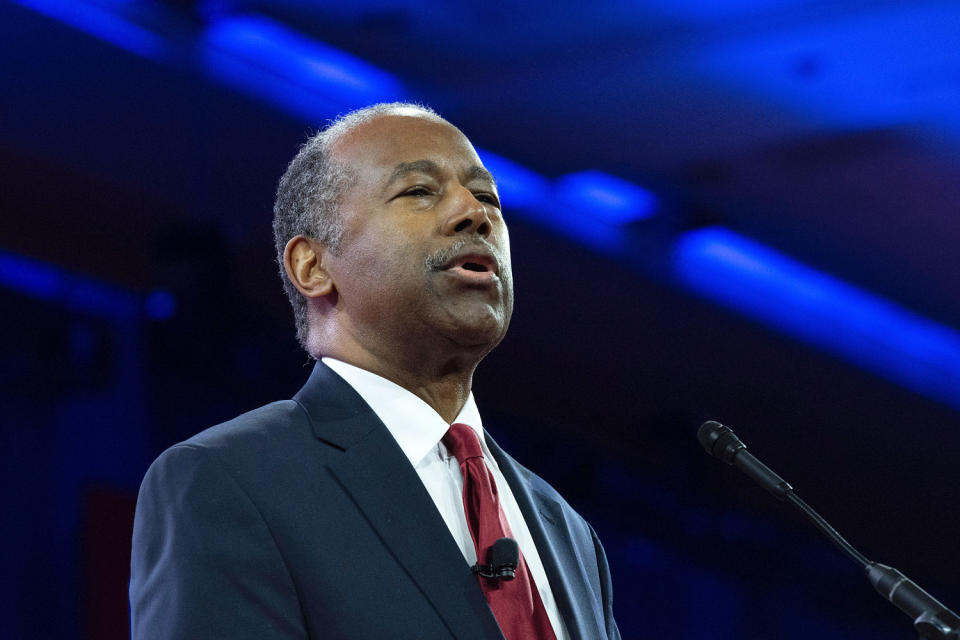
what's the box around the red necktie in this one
[443,423,558,640]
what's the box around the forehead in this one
[330,114,485,184]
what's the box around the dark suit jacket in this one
[130,361,620,639]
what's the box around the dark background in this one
[2,1,959,638]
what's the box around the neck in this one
[389,366,475,424]
[320,340,481,423]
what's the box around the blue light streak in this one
[12,0,168,59]
[0,251,174,321]
[684,4,960,132]
[475,152,631,251]
[477,148,551,211]
[673,227,960,409]
[203,15,407,120]
[554,170,659,225]
[145,290,177,320]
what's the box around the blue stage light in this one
[683,3,960,133]
[0,250,175,321]
[673,227,960,409]
[554,170,659,225]
[145,290,177,320]
[203,15,407,121]
[0,251,60,298]
[12,0,168,59]
[476,148,551,211]
[475,151,632,251]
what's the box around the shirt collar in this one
[322,357,486,467]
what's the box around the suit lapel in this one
[295,362,504,640]
[486,433,605,640]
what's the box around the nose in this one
[440,187,494,238]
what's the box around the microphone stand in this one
[786,492,960,640]
[699,421,960,640]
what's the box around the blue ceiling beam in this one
[476,149,551,212]
[685,3,960,133]
[672,227,960,409]
[554,170,659,225]
[203,15,408,118]
[12,0,169,59]
[0,250,175,321]
[477,151,632,250]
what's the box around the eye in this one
[474,192,501,207]
[402,186,433,197]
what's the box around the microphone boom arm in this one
[698,420,960,640]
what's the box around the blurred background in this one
[2,1,960,638]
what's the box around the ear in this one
[283,235,335,298]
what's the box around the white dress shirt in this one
[322,358,569,640]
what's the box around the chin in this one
[447,311,509,350]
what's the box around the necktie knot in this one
[442,423,484,464]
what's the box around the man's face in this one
[323,112,513,362]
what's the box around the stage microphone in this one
[473,537,519,581]
[697,420,793,500]
[698,420,960,640]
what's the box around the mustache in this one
[424,237,504,272]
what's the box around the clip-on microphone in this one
[473,537,519,581]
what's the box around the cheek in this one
[495,229,514,287]
[346,238,422,292]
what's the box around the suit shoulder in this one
[502,451,591,526]
[181,399,308,450]
[143,400,313,487]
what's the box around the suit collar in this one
[320,357,485,469]
[293,359,382,450]
[293,361,505,639]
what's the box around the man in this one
[130,103,620,639]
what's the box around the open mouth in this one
[445,252,496,274]
[430,244,500,279]
[460,261,489,273]
[442,254,498,282]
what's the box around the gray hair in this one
[272,102,443,353]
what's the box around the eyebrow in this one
[385,159,496,189]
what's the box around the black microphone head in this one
[488,537,519,581]
[698,420,746,464]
